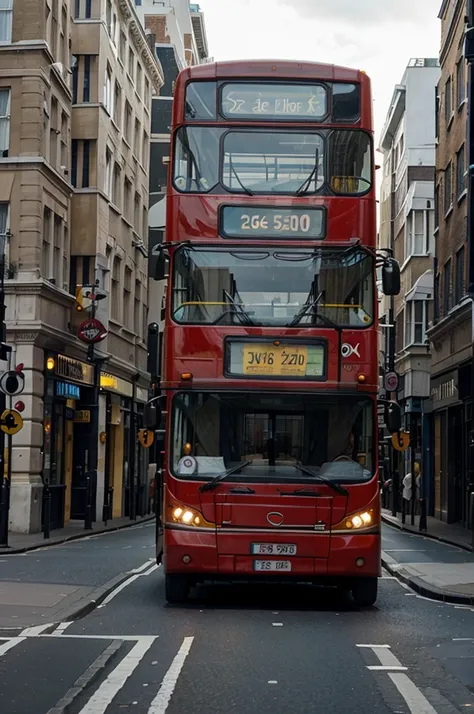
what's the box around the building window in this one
[455,246,465,304]
[134,280,141,335]
[445,76,452,123]
[128,48,134,81]
[71,139,92,188]
[434,272,440,323]
[106,0,112,36]
[105,148,112,196]
[75,0,91,19]
[444,162,452,213]
[53,215,62,285]
[72,55,78,103]
[0,88,10,157]
[112,163,121,206]
[124,101,132,144]
[142,131,149,166]
[83,55,91,102]
[113,82,121,126]
[407,210,425,256]
[124,267,132,328]
[405,300,429,346]
[435,183,440,229]
[435,87,439,142]
[111,256,121,321]
[444,258,452,315]
[134,192,140,232]
[0,0,13,43]
[144,77,150,107]
[104,64,113,114]
[134,118,140,159]
[456,144,466,197]
[124,177,132,222]
[136,64,142,97]
[60,111,68,167]
[42,207,52,278]
[457,57,466,108]
[119,31,126,64]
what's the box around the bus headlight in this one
[333,508,376,532]
[169,502,214,528]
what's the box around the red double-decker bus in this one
[147,60,400,606]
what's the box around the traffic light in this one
[0,363,25,396]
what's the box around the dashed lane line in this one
[0,636,25,656]
[148,637,194,714]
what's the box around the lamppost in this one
[0,229,12,547]
[466,5,474,544]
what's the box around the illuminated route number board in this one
[221,206,326,240]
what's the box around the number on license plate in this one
[254,560,292,572]
[251,543,297,555]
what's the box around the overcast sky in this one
[196,0,441,148]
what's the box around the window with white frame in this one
[0,88,10,157]
[404,299,429,346]
[0,0,12,43]
[407,210,426,256]
[105,147,112,196]
[103,64,113,115]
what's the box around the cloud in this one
[276,0,436,25]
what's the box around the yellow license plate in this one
[242,344,308,377]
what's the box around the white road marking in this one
[0,637,25,656]
[388,672,438,714]
[77,637,155,714]
[53,622,73,635]
[272,623,283,627]
[268,681,278,684]
[20,623,55,636]
[98,564,157,608]
[453,638,474,641]
[148,637,194,714]
[129,559,154,574]
[356,644,391,648]
[38,634,159,642]
[368,665,408,671]
[384,549,427,552]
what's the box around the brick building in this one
[427,0,470,527]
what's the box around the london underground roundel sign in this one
[78,318,107,344]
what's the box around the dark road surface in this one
[1,523,474,714]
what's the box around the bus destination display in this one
[221,83,327,120]
[221,206,325,239]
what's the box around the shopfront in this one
[431,369,465,524]
[100,373,149,519]
[43,353,95,529]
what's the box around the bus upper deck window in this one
[332,84,360,123]
[185,81,217,121]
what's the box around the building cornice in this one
[118,0,164,91]
[427,298,471,342]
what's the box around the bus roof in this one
[177,59,368,85]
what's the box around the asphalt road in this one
[1,525,474,714]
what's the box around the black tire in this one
[352,577,378,607]
[165,574,191,603]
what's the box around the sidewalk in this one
[0,513,155,555]
[382,517,474,606]
[382,508,473,551]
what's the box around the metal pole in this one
[129,381,136,520]
[0,252,8,547]
[388,295,399,516]
[466,3,474,543]
[84,283,100,530]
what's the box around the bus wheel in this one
[165,574,191,603]
[352,577,378,607]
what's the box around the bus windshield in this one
[172,247,374,328]
[173,127,371,195]
[171,392,374,483]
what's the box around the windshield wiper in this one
[278,488,322,497]
[230,158,254,196]
[220,290,257,326]
[296,148,319,196]
[287,290,324,327]
[199,461,252,493]
[294,463,349,496]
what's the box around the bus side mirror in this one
[144,402,161,430]
[382,258,401,296]
[385,402,401,434]
[154,249,168,281]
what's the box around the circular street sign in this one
[384,371,399,392]
[1,409,23,435]
[78,318,107,344]
[392,431,410,452]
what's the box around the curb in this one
[382,555,474,606]
[382,513,473,553]
[0,515,155,555]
